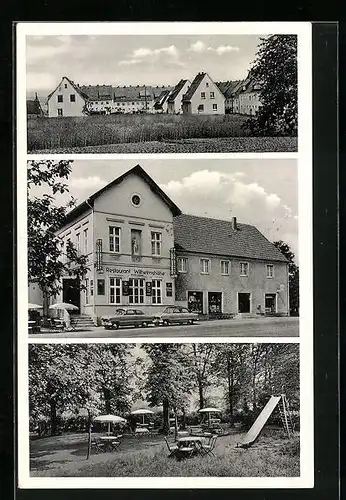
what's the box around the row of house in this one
[33,71,262,118]
[29,165,289,323]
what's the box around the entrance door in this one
[208,292,222,315]
[187,291,203,314]
[62,278,80,312]
[238,293,250,313]
[265,293,276,314]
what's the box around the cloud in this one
[70,176,107,192]
[160,169,298,257]
[26,72,58,92]
[27,36,73,62]
[119,45,183,67]
[189,41,239,55]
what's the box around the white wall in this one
[48,77,86,117]
[187,74,225,115]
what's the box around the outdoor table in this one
[28,321,35,333]
[98,435,120,451]
[135,427,150,436]
[176,436,206,457]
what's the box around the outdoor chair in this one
[164,437,179,457]
[91,438,105,453]
[200,435,218,456]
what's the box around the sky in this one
[26,34,262,97]
[29,158,299,262]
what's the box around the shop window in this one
[109,226,121,253]
[129,278,145,304]
[109,277,122,304]
[266,264,274,278]
[220,260,230,275]
[152,280,162,304]
[151,232,162,256]
[57,95,63,103]
[177,257,187,273]
[200,259,210,274]
[240,262,249,276]
[70,94,76,102]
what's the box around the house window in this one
[201,92,206,99]
[213,104,218,111]
[240,262,249,276]
[152,280,162,304]
[76,233,80,254]
[57,109,63,116]
[200,259,210,274]
[206,82,209,87]
[57,95,63,103]
[221,260,230,275]
[177,257,188,273]
[64,84,68,89]
[266,264,274,278]
[109,277,122,304]
[83,228,88,254]
[85,278,89,305]
[198,104,204,112]
[129,278,145,304]
[109,226,121,253]
[210,92,215,99]
[151,232,162,256]
[70,94,76,102]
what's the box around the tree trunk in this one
[227,355,234,425]
[50,399,58,436]
[103,387,112,414]
[198,377,204,409]
[86,411,92,460]
[181,408,187,430]
[174,409,178,441]
[163,399,170,435]
[42,290,50,326]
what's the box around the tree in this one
[274,240,300,315]
[187,344,216,409]
[244,35,297,136]
[28,160,89,317]
[143,344,193,435]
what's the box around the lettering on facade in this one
[166,282,173,297]
[170,247,177,277]
[146,282,152,296]
[96,239,103,271]
[105,267,165,276]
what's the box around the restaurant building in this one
[30,164,289,323]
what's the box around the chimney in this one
[231,217,237,230]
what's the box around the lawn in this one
[30,428,300,477]
[27,114,297,153]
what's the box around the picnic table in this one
[96,435,121,452]
[175,436,205,458]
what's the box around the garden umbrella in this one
[28,303,43,310]
[94,414,127,435]
[199,407,221,428]
[49,302,79,311]
[131,409,154,425]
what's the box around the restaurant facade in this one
[29,164,290,323]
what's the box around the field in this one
[30,428,300,478]
[27,114,297,153]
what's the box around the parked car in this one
[102,308,156,330]
[154,306,199,326]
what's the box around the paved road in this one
[29,317,299,339]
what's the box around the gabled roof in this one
[216,80,242,98]
[167,79,188,103]
[27,96,43,115]
[154,90,171,109]
[79,85,113,100]
[60,165,181,227]
[182,72,206,102]
[47,77,89,102]
[173,213,288,263]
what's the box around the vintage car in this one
[154,306,199,326]
[102,308,156,330]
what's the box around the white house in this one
[182,73,225,115]
[167,79,191,114]
[47,77,89,117]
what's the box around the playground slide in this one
[239,395,281,448]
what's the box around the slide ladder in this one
[278,394,294,438]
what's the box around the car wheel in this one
[188,320,194,325]
[163,319,170,326]
[113,323,119,330]
[142,322,148,328]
